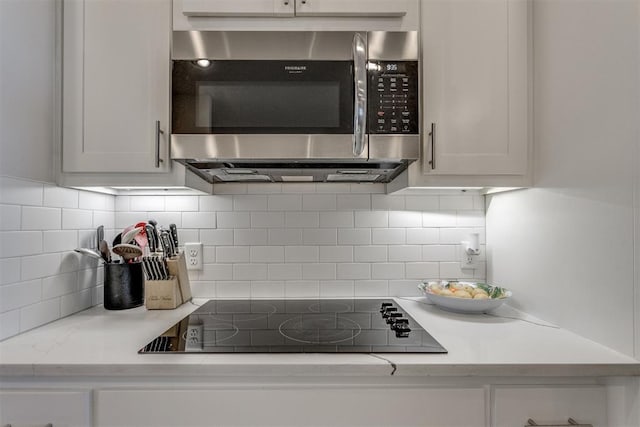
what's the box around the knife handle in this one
[145,224,156,253]
[169,224,179,250]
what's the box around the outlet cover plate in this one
[184,242,203,271]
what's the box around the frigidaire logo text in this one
[284,65,307,71]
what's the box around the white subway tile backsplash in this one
[235,195,267,211]
[337,194,370,211]
[0,177,43,206]
[371,195,405,210]
[0,279,41,312]
[60,288,92,317]
[216,281,250,298]
[423,211,457,227]
[251,281,285,298]
[200,195,233,212]
[217,212,250,229]
[285,212,319,228]
[190,281,216,298]
[0,231,43,258]
[405,262,439,279]
[302,263,336,280]
[354,280,389,297]
[354,246,387,262]
[456,210,485,227]
[371,263,404,279]
[285,246,319,263]
[440,195,474,210]
[422,245,457,262]
[440,228,485,245]
[251,212,285,228]
[203,263,233,280]
[268,264,302,280]
[354,211,388,228]
[182,212,216,229]
[201,229,234,245]
[0,310,19,341]
[62,209,93,230]
[93,210,114,229]
[178,229,199,244]
[19,298,60,332]
[77,267,99,290]
[250,246,284,263]
[22,206,61,230]
[406,228,439,244]
[372,229,405,245]
[388,245,422,262]
[130,195,165,212]
[43,230,77,253]
[203,246,216,263]
[234,264,268,280]
[0,204,21,230]
[268,228,302,245]
[303,228,337,245]
[319,212,353,228]
[389,280,422,297]
[281,183,316,193]
[320,280,354,297]
[216,247,251,263]
[166,196,199,212]
[247,183,282,194]
[42,272,78,299]
[319,246,353,263]
[43,185,78,208]
[303,194,336,211]
[0,258,21,285]
[235,229,268,246]
[338,228,371,245]
[115,212,143,229]
[268,195,302,211]
[148,212,183,228]
[316,183,351,194]
[336,263,370,280]
[114,195,130,212]
[405,196,439,211]
[389,211,422,228]
[79,192,114,211]
[285,281,320,298]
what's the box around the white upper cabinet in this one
[421,0,529,177]
[63,0,171,173]
[181,0,295,17]
[389,0,530,192]
[173,0,420,31]
[178,0,411,18]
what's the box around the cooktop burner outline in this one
[139,298,448,354]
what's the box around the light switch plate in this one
[184,242,203,271]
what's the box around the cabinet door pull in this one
[155,120,165,168]
[526,418,592,427]
[428,122,436,169]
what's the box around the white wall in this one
[487,0,640,357]
[0,0,56,183]
[116,184,486,299]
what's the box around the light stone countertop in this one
[0,297,638,378]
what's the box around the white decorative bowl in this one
[418,281,512,314]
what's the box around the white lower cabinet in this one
[95,387,486,426]
[492,386,607,427]
[0,390,92,427]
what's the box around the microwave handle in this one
[352,33,367,158]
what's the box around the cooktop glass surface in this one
[139,299,447,354]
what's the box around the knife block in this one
[145,276,180,310]
[145,252,192,310]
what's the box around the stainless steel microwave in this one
[170,31,420,184]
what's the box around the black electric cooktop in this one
[139,299,447,354]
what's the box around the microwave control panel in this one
[368,61,419,135]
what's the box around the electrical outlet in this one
[184,242,203,271]
[185,324,203,351]
[460,243,479,269]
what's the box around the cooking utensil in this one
[122,226,143,245]
[96,225,104,249]
[112,243,143,261]
[74,247,102,260]
[148,219,160,249]
[99,240,111,263]
[112,233,122,246]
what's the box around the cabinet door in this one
[295,0,410,17]
[0,390,92,427]
[96,387,485,426]
[493,386,607,427]
[181,0,294,17]
[63,0,171,173]
[422,0,528,175]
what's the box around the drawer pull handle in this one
[526,418,592,427]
